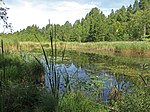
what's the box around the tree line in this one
[1,0,150,42]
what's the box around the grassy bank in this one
[1,39,150,58]
[17,41,150,58]
[58,41,150,57]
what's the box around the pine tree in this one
[139,0,150,10]
[127,5,134,21]
[133,0,140,12]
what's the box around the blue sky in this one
[2,0,135,32]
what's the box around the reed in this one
[0,39,5,112]
[34,22,62,111]
[0,37,20,53]
[59,41,150,51]
[18,41,150,58]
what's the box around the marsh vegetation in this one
[0,0,150,111]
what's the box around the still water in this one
[39,50,150,102]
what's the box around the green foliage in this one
[115,86,150,112]
[35,90,58,112]
[1,0,149,42]
[0,54,44,82]
[60,91,108,112]
[0,53,45,112]
[110,63,150,112]
[133,0,140,12]
[1,84,40,112]
[0,1,150,111]
[139,0,150,10]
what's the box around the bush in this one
[35,90,58,112]
[1,84,40,112]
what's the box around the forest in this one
[1,0,150,42]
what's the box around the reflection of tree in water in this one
[58,50,136,102]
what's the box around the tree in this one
[141,9,150,38]
[106,9,116,41]
[127,5,134,14]
[133,0,140,12]
[2,0,150,42]
[128,11,144,40]
[86,7,100,42]
[108,9,116,23]
[127,5,134,21]
[61,21,72,41]
[115,6,127,22]
[0,0,12,32]
[80,18,90,42]
[139,0,150,10]
[72,20,82,42]
[84,7,107,42]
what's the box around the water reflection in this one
[42,59,131,103]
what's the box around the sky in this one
[1,0,135,32]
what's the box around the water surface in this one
[39,50,150,102]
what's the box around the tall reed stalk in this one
[0,39,5,112]
[139,64,148,86]
[34,20,61,111]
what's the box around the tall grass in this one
[18,41,150,58]
[56,41,150,58]
[0,37,20,53]
[0,39,46,112]
[0,39,5,112]
[34,22,61,111]
[0,53,46,112]
[60,91,108,112]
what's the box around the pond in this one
[37,49,150,103]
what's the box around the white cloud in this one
[7,1,50,31]
[2,0,135,32]
[6,0,100,32]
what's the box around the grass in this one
[60,91,108,112]
[114,82,150,112]
[0,38,45,112]
[56,41,150,50]
[0,53,45,112]
[57,41,150,58]
[17,41,150,58]
[1,38,150,58]
[1,35,150,112]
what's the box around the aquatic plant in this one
[34,22,62,111]
[115,84,150,112]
